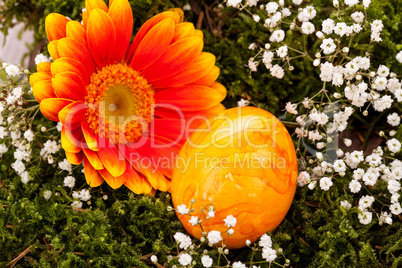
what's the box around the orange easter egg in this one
[171,107,298,249]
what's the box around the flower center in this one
[85,63,154,144]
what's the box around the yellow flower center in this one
[85,63,154,144]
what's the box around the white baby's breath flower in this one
[390,203,401,215]
[178,253,192,266]
[301,22,315,34]
[387,113,400,126]
[177,204,190,215]
[276,45,288,58]
[351,11,364,23]
[227,0,242,7]
[396,51,402,63]
[259,234,272,249]
[322,18,335,35]
[150,255,158,264]
[34,53,50,65]
[63,176,76,188]
[262,247,277,262]
[344,0,359,7]
[387,138,401,153]
[232,261,247,268]
[269,30,285,42]
[5,64,20,76]
[189,216,198,226]
[270,64,285,79]
[223,215,237,227]
[340,200,352,210]
[266,2,279,14]
[349,179,362,193]
[59,158,72,173]
[207,230,223,245]
[292,0,303,5]
[358,210,372,225]
[320,177,333,191]
[43,190,52,200]
[201,255,213,267]
[359,195,375,209]
[363,0,371,8]
[285,102,298,114]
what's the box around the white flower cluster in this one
[227,1,401,228]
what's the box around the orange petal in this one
[82,10,89,29]
[169,8,184,24]
[40,98,73,121]
[45,13,69,42]
[66,21,88,49]
[192,65,220,87]
[125,11,175,62]
[32,80,57,103]
[30,72,52,88]
[155,85,225,111]
[51,57,90,85]
[97,143,126,177]
[142,169,170,192]
[150,52,215,88]
[37,62,51,73]
[194,29,203,39]
[59,101,87,130]
[61,127,82,153]
[155,103,226,122]
[57,38,96,75]
[83,147,104,170]
[210,81,227,99]
[124,164,144,194]
[85,0,109,14]
[87,9,116,69]
[141,36,203,81]
[48,40,60,60]
[81,122,99,151]
[83,157,104,187]
[171,22,194,44]
[52,72,86,101]
[99,168,126,189]
[108,0,133,62]
[66,151,84,165]
[130,18,175,71]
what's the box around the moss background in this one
[0,0,401,267]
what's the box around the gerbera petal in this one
[81,122,99,151]
[61,127,82,153]
[58,101,87,130]
[83,157,104,187]
[82,147,104,170]
[99,168,126,189]
[171,22,194,44]
[66,151,84,165]
[142,169,170,192]
[82,10,89,29]
[123,164,145,194]
[108,0,133,62]
[51,57,90,85]
[194,29,203,39]
[52,72,86,101]
[58,38,96,74]
[66,21,88,49]
[30,72,52,88]
[130,18,175,71]
[141,36,203,81]
[97,143,126,177]
[37,62,51,73]
[152,118,186,145]
[48,40,60,60]
[125,11,175,62]
[87,9,116,69]
[32,80,57,103]
[85,0,108,14]
[210,81,227,99]
[40,98,73,121]
[45,13,70,42]
[150,52,215,88]
[192,66,220,87]
[155,85,224,111]
[169,8,184,24]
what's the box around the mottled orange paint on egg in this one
[171,107,298,249]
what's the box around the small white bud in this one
[343,138,352,147]
[316,31,324,39]
[356,74,362,80]
[342,47,349,53]
[363,110,368,116]
[265,43,271,49]
[315,52,321,58]
[313,59,320,66]
[334,92,341,98]
[389,130,397,136]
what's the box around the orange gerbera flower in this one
[30,0,226,194]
